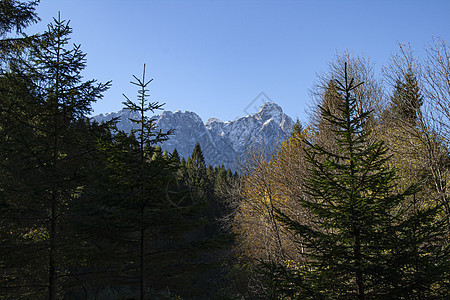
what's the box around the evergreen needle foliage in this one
[0,0,40,59]
[270,63,450,299]
[389,69,423,123]
[0,13,109,299]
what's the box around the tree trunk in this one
[49,193,57,300]
[140,226,145,300]
[354,228,364,299]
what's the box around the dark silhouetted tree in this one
[0,14,109,299]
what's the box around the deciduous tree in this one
[269,64,450,299]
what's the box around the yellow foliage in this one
[233,127,312,264]
[233,116,450,266]
[374,118,450,221]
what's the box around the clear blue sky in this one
[28,0,450,123]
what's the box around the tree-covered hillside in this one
[2,1,450,299]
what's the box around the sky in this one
[27,0,450,123]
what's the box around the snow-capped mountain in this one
[92,102,294,170]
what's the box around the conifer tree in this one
[191,141,205,165]
[89,65,214,299]
[121,64,171,300]
[162,148,168,159]
[390,69,423,123]
[186,141,207,193]
[0,15,109,299]
[292,118,304,135]
[271,63,450,299]
[0,0,39,36]
[0,0,39,60]
[180,156,187,177]
[171,147,180,163]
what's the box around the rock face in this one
[92,102,294,170]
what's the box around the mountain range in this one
[92,102,294,170]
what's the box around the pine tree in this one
[0,0,39,37]
[292,118,304,136]
[270,63,450,299]
[0,0,39,60]
[180,156,187,178]
[0,14,109,299]
[122,64,171,300]
[390,69,423,123]
[152,144,163,159]
[186,141,207,194]
[191,141,205,164]
[87,65,215,298]
[171,148,180,163]
[90,130,184,297]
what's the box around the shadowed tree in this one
[122,64,171,300]
[0,0,39,60]
[0,14,109,299]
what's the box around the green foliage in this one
[269,64,450,299]
[389,69,423,122]
[0,0,39,37]
[317,80,342,136]
[171,148,181,163]
[191,141,205,165]
[0,0,40,60]
[292,118,303,136]
[185,142,207,193]
[0,4,235,299]
[0,14,109,299]
[163,143,238,298]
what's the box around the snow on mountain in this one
[91,109,140,133]
[92,102,294,170]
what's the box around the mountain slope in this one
[92,102,294,170]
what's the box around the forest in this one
[2,1,450,299]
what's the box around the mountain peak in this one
[206,117,222,126]
[92,102,293,170]
[260,101,282,111]
[256,102,283,120]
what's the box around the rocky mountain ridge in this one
[92,102,294,170]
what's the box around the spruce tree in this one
[390,69,423,123]
[89,65,213,298]
[191,141,205,165]
[0,14,109,299]
[0,0,39,37]
[122,64,171,300]
[171,148,180,163]
[186,141,207,194]
[0,0,39,60]
[180,156,187,178]
[292,118,304,136]
[271,63,450,299]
